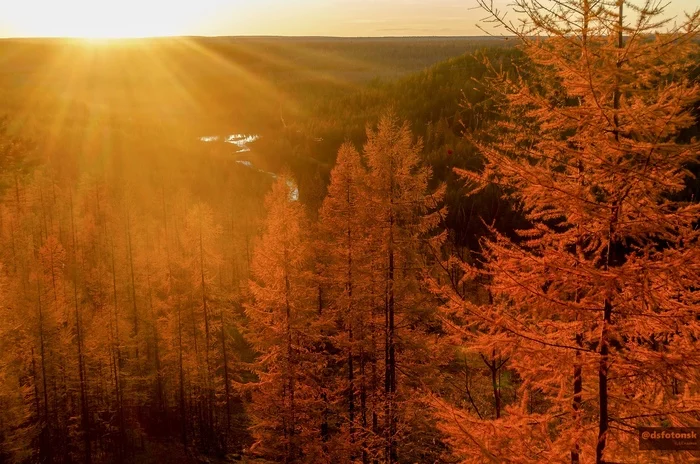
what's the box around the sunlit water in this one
[199,133,260,153]
[199,133,299,201]
[225,134,261,153]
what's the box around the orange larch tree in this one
[318,141,374,461]
[433,1,700,463]
[245,175,324,463]
[363,112,447,463]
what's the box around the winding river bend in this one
[199,133,299,201]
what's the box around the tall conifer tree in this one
[246,175,323,463]
[433,1,700,462]
[364,112,446,463]
[318,142,373,461]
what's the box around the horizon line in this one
[0,34,508,40]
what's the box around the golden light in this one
[2,0,227,38]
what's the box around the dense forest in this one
[1,0,700,463]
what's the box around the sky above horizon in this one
[1,0,699,39]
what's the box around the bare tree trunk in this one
[221,305,231,444]
[572,332,582,464]
[31,348,41,422]
[10,216,17,273]
[70,190,91,464]
[111,238,126,461]
[370,287,379,464]
[145,234,164,420]
[126,208,139,361]
[198,207,214,449]
[39,186,47,244]
[464,355,483,420]
[385,212,397,464]
[35,282,52,464]
[177,297,188,449]
[360,343,368,464]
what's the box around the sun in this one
[2,0,209,39]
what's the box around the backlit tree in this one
[433,1,700,463]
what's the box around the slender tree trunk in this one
[35,281,52,464]
[597,7,623,463]
[10,216,17,273]
[126,208,139,361]
[230,211,238,291]
[39,187,47,244]
[348,326,355,441]
[464,355,483,420]
[108,332,119,459]
[177,297,188,448]
[360,344,368,464]
[198,207,214,448]
[283,238,295,463]
[30,346,47,462]
[49,243,58,302]
[244,229,251,276]
[37,281,50,423]
[596,298,612,464]
[286,292,295,462]
[221,305,231,443]
[491,352,501,419]
[70,190,91,464]
[572,235,584,464]
[111,239,125,461]
[346,215,356,455]
[572,332,583,464]
[145,234,164,420]
[317,283,330,455]
[14,174,21,216]
[220,262,231,449]
[385,211,397,464]
[370,288,379,464]
[31,348,41,422]
[162,183,187,449]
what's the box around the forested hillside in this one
[1,1,700,463]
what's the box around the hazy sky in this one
[1,0,699,38]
